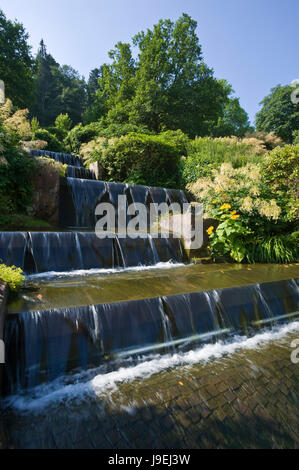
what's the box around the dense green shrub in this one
[83,133,184,188]
[65,122,152,154]
[261,144,299,222]
[46,126,66,143]
[55,113,72,133]
[0,123,36,225]
[293,130,299,145]
[0,264,25,291]
[33,129,64,152]
[182,136,265,184]
[64,122,102,153]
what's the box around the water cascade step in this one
[65,166,96,180]
[7,263,299,315]
[30,149,83,167]
[0,231,186,275]
[59,178,190,229]
[4,278,299,394]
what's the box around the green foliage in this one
[55,113,72,134]
[189,163,297,263]
[256,84,299,143]
[33,128,64,152]
[96,14,250,138]
[0,264,25,292]
[31,40,86,126]
[84,133,184,188]
[31,117,40,134]
[64,122,103,153]
[45,113,72,145]
[65,122,152,154]
[2,214,52,230]
[212,97,253,137]
[46,126,66,142]
[0,9,35,108]
[261,144,299,222]
[207,210,252,263]
[0,99,33,140]
[0,121,36,225]
[83,67,106,124]
[293,130,299,144]
[182,136,264,183]
[246,235,298,264]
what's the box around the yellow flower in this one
[220,203,231,211]
[230,211,237,216]
[206,226,214,235]
[231,214,240,220]
[212,200,217,204]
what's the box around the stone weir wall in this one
[0,281,8,449]
[27,149,210,256]
[4,278,299,395]
[0,232,187,275]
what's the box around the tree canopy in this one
[31,40,86,126]
[0,9,35,108]
[95,14,251,138]
[256,84,299,143]
[0,10,252,137]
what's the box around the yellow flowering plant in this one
[208,210,252,262]
[188,162,298,263]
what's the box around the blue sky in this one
[1,0,298,124]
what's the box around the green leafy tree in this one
[83,68,106,123]
[31,41,86,126]
[96,14,248,137]
[31,40,60,126]
[55,113,72,133]
[98,42,136,124]
[55,65,86,124]
[0,9,35,108]
[213,95,253,137]
[256,85,299,143]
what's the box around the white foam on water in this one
[4,321,299,413]
[26,261,185,281]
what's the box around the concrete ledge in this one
[0,280,8,449]
[159,212,218,259]
[89,162,100,180]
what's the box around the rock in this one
[158,208,218,260]
[28,158,64,225]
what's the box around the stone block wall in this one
[28,158,64,225]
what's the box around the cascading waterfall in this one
[0,232,28,268]
[4,278,299,395]
[66,166,96,180]
[59,177,191,229]
[3,150,298,418]
[0,231,186,274]
[30,149,83,167]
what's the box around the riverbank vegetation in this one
[0,264,25,292]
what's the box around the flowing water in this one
[1,150,298,449]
